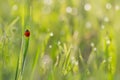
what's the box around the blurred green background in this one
[0,0,120,80]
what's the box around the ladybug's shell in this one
[24,30,30,37]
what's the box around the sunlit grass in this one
[0,0,120,80]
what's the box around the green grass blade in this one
[21,37,29,74]
[30,46,40,80]
[15,55,19,80]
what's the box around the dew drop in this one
[103,59,106,63]
[93,47,97,51]
[106,40,110,45]
[84,3,91,11]
[66,6,72,13]
[58,41,61,45]
[50,32,54,37]
[49,45,52,48]
[91,42,95,47]
[106,3,112,10]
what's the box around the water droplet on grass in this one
[93,47,97,51]
[50,32,54,37]
[106,3,112,10]
[49,45,52,48]
[66,6,72,13]
[91,42,95,47]
[103,60,106,63]
[106,40,110,45]
[57,41,61,45]
[84,3,91,11]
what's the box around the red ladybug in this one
[24,29,30,37]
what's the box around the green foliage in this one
[0,0,120,80]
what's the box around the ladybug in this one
[24,29,30,37]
